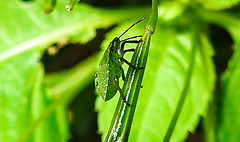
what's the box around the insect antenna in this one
[118,17,146,39]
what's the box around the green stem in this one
[146,0,159,33]
[65,0,81,11]
[43,0,56,14]
[163,27,198,142]
[104,0,159,141]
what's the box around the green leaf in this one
[199,0,240,10]
[0,52,39,141]
[30,67,68,142]
[217,44,240,142]
[158,0,187,21]
[96,21,215,141]
[215,11,240,141]
[197,8,240,142]
[0,0,105,63]
[197,10,240,43]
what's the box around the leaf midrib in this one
[0,21,95,63]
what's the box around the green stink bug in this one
[95,17,146,106]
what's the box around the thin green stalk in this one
[146,0,158,33]
[104,0,159,141]
[163,27,198,142]
[65,0,80,11]
[43,0,56,14]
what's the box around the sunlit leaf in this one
[217,44,240,142]
[215,11,240,141]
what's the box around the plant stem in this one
[65,0,80,11]
[104,0,159,141]
[146,0,159,33]
[163,26,198,142]
[43,0,56,14]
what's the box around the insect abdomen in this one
[95,53,118,101]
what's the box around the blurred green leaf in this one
[197,9,240,42]
[0,0,106,63]
[199,0,240,10]
[217,45,240,142]
[197,8,240,142]
[158,0,187,21]
[96,19,215,141]
[0,52,39,141]
[214,9,240,141]
[30,67,68,142]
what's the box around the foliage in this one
[1,0,240,141]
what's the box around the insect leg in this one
[120,66,125,81]
[120,39,142,53]
[121,35,142,42]
[118,88,130,106]
[121,39,142,47]
[121,58,144,70]
[124,48,135,54]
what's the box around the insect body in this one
[95,17,146,106]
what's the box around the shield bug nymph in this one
[95,17,146,106]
